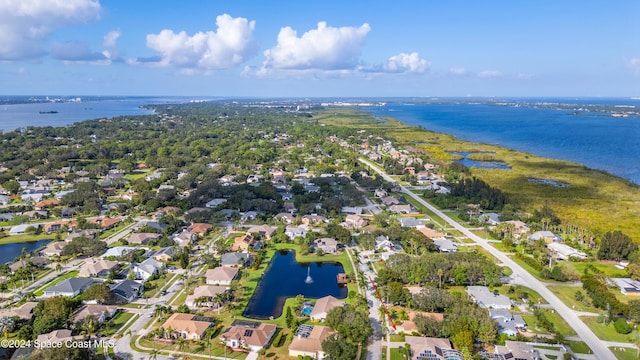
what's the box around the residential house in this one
[247,225,276,240]
[380,196,400,206]
[90,217,122,229]
[547,242,587,260]
[302,215,327,225]
[489,309,526,336]
[9,256,48,273]
[0,195,11,205]
[504,220,531,239]
[220,320,277,351]
[404,336,463,360]
[389,204,413,214]
[398,217,426,229]
[313,238,338,254]
[232,233,257,251]
[479,213,501,225]
[374,189,388,198]
[433,238,458,253]
[188,223,213,236]
[174,230,196,247]
[375,235,395,252]
[162,313,214,341]
[309,295,345,322]
[205,198,227,208]
[43,278,97,298]
[0,302,38,320]
[101,246,138,259]
[467,286,511,309]
[285,226,307,241]
[78,258,118,278]
[288,324,333,360]
[36,329,77,344]
[275,212,295,224]
[284,201,297,213]
[35,199,59,210]
[185,285,229,308]
[127,233,161,245]
[151,247,176,262]
[343,214,368,229]
[205,267,239,286]
[72,304,118,324]
[9,224,40,235]
[111,280,144,302]
[133,258,163,281]
[611,278,640,296]
[341,206,363,215]
[221,252,252,267]
[489,341,540,360]
[529,230,562,243]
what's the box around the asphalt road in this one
[360,158,617,360]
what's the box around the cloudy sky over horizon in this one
[1,0,639,97]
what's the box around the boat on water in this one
[39,111,58,114]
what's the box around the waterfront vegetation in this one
[317,108,640,242]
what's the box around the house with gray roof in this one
[467,286,511,309]
[133,258,163,281]
[433,238,458,253]
[43,278,97,298]
[111,280,144,302]
[221,252,252,267]
[489,309,526,336]
[398,217,426,229]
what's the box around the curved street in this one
[360,158,618,360]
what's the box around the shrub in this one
[613,317,632,334]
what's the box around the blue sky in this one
[1,0,639,97]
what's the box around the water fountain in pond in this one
[305,267,313,284]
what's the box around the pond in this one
[0,240,51,265]
[450,151,511,169]
[243,250,348,319]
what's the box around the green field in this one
[548,285,598,313]
[611,347,640,360]
[580,316,639,342]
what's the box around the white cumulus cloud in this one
[50,41,106,62]
[261,21,371,71]
[140,14,257,71]
[383,52,430,73]
[0,0,101,60]
[103,29,121,48]
[448,67,467,76]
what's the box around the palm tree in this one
[150,349,159,360]
[177,337,187,352]
[437,268,444,289]
[55,263,63,272]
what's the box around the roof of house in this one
[135,258,162,275]
[205,267,239,283]
[72,304,117,323]
[221,320,276,348]
[309,295,345,318]
[467,286,511,309]
[220,252,251,266]
[162,313,213,337]
[128,232,161,244]
[101,246,139,258]
[494,341,539,360]
[0,302,38,320]
[111,280,143,300]
[247,224,277,235]
[399,217,425,228]
[404,336,463,360]
[289,325,333,354]
[45,277,96,294]
[78,258,118,277]
[188,223,213,235]
[419,227,445,239]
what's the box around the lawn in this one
[611,347,640,360]
[567,341,592,354]
[548,285,597,313]
[33,270,79,296]
[0,234,53,244]
[138,336,247,359]
[390,347,409,360]
[399,194,446,228]
[101,311,134,336]
[570,261,629,278]
[143,273,177,298]
[580,316,637,342]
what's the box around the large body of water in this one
[0,240,51,265]
[367,99,640,184]
[243,250,348,319]
[0,97,194,132]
